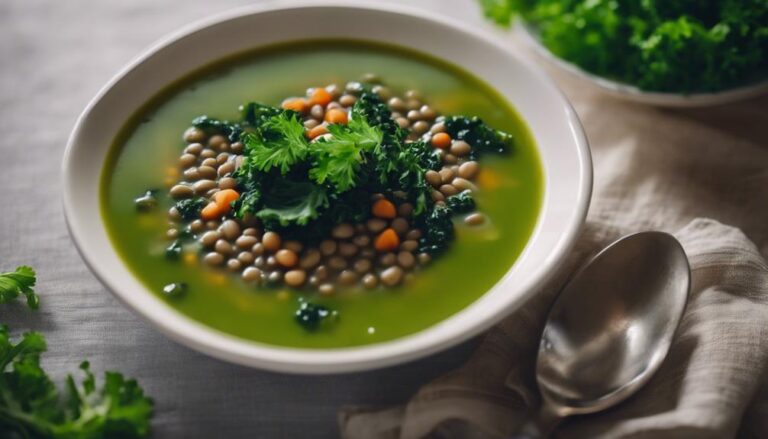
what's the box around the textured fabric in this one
[1,1,767,438]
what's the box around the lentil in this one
[262,231,282,252]
[465,213,486,226]
[204,252,224,266]
[381,266,404,286]
[242,267,262,283]
[275,249,298,268]
[285,270,307,287]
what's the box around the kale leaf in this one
[0,266,39,309]
[418,204,455,255]
[240,102,288,127]
[191,115,243,142]
[479,0,768,92]
[0,326,154,438]
[309,110,383,192]
[241,113,310,175]
[256,179,329,228]
[443,116,513,157]
[174,198,206,221]
[294,302,338,332]
[446,190,476,213]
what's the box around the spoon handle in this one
[535,402,564,438]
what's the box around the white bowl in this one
[516,23,768,107]
[62,2,592,374]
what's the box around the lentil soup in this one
[101,40,543,348]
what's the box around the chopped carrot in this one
[374,228,400,252]
[324,108,348,125]
[431,132,452,149]
[309,87,332,106]
[372,199,397,219]
[201,202,223,221]
[214,189,240,212]
[281,97,309,113]
[307,124,329,140]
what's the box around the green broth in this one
[101,40,543,348]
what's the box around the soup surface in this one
[101,40,543,348]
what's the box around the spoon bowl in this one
[537,231,690,417]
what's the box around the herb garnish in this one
[479,0,768,92]
[0,266,39,309]
[0,325,154,438]
[294,302,338,332]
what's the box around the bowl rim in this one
[62,0,592,374]
[515,21,768,107]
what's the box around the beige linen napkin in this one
[340,219,768,438]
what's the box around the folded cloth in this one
[339,219,768,439]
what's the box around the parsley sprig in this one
[0,266,39,309]
[0,326,154,438]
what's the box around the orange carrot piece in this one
[309,87,332,106]
[281,98,308,114]
[431,132,452,149]
[307,124,329,140]
[374,228,400,252]
[324,108,348,125]
[201,202,223,221]
[372,199,397,219]
[214,189,240,212]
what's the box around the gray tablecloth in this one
[2,1,767,438]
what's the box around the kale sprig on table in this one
[480,0,768,93]
[1,267,154,438]
[0,326,154,438]
[0,266,39,309]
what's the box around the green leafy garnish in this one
[192,115,243,142]
[446,190,476,213]
[294,302,338,332]
[0,326,154,438]
[165,240,183,260]
[418,204,455,256]
[174,198,206,221]
[256,179,329,227]
[0,266,39,309]
[309,110,383,191]
[241,113,309,174]
[478,0,768,93]
[443,116,513,157]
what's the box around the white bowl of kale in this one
[481,0,768,107]
[62,2,591,373]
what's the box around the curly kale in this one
[0,266,38,309]
[191,115,243,142]
[0,326,154,438]
[418,204,455,256]
[446,190,476,214]
[479,0,768,92]
[443,116,513,158]
[174,198,206,221]
[294,302,338,332]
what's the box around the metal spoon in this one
[534,231,690,436]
